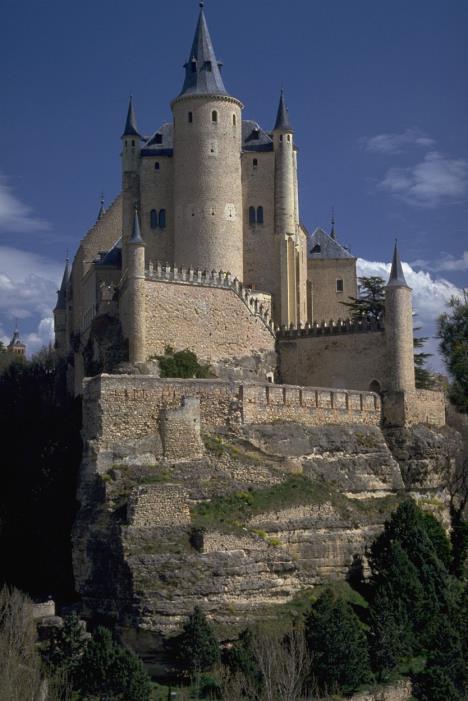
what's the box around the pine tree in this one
[438,294,468,413]
[368,587,411,678]
[421,512,452,570]
[305,588,372,694]
[340,276,385,321]
[175,606,220,675]
[44,612,88,675]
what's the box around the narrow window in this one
[311,244,321,254]
[249,206,256,225]
[150,209,158,229]
[253,158,258,168]
[279,134,283,142]
[212,110,218,123]
[287,134,291,142]
[257,206,264,224]
[336,279,344,292]
[191,59,197,73]
[155,133,162,144]
[205,60,212,71]
[232,114,236,126]
[154,162,160,170]
[131,140,135,147]
[188,111,193,123]
[159,209,166,228]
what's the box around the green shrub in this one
[153,348,211,379]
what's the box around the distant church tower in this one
[172,2,244,280]
[7,322,26,356]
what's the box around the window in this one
[257,206,264,224]
[212,110,218,123]
[287,134,291,142]
[311,244,321,254]
[131,140,135,147]
[190,59,197,73]
[232,114,236,126]
[205,60,212,71]
[150,209,158,229]
[159,209,166,228]
[336,279,344,292]
[154,162,160,170]
[155,133,162,144]
[369,380,381,394]
[279,135,283,142]
[188,111,193,123]
[253,158,258,168]
[249,206,256,225]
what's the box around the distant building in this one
[7,323,26,356]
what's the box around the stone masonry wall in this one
[383,390,446,428]
[160,397,204,460]
[127,484,191,528]
[82,375,381,450]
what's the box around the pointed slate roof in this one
[97,194,106,221]
[387,241,409,287]
[129,209,144,245]
[178,5,228,97]
[122,97,140,138]
[8,322,25,349]
[308,228,354,260]
[55,258,70,311]
[273,89,292,131]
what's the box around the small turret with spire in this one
[121,96,141,173]
[7,320,26,357]
[127,207,146,364]
[330,208,336,240]
[97,193,106,222]
[273,88,292,133]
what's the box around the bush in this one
[174,607,220,675]
[155,347,211,379]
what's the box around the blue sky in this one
[1,0,467,368]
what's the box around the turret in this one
[273,89,299,325]
[385,242,415,391]
[172,2,243,279]
[7,321,26,357]
[54,257,70,355]
[121,96,142,272]
[126,208,146,364]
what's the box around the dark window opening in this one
[212,110,218,123]
[191,60,197,73]
[311,244,321,254]
[131,140,135,147]
[336,279,344,292]
[287,134,291,142]
[253,158,258,167]
[369,380,381,394]
[233,114,236,126]
[150,209,158,229]
[257,206,264,224]
[154,162,160,170]
[249,206,256,225]
[279,135,283,142]
[188,111,193,123]
[155,133,162,144]
[159,209,166,228]
[205,61,212,71]
[252,128,260,140]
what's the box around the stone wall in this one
[82,375,381,451]
[160,397,204,460]
[307,257,357,323]
[127,484,190,528]
[383,389,446,427]
[278,327,388,391]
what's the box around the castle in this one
[53,2,442,428]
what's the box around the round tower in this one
[273,90,298,326]
[121,96,141,273]
[385,242,415,391]
[172,4,243,279]
[127,208,146,364]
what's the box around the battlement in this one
[277,317,384,338]
[145,262,276,336]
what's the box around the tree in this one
[413,333,436,390]
[305,588,372,695]
[174,606,220,676]
[421,512,452,570]
[368,587,412,679]
[438,294,468,412]
[413,617,466,701]
[154,347,211,379]
[43,612,89,676]
[340,276,385,321]
[74,626,151,701]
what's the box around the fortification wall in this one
[82,375,381,451]
[278,326,388,391]
[383,390,446,428]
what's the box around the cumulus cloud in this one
[358,258,463,372]
[0,246,62,355]
[380,151,468,208]
[360,128,435,154]
[0,174,49,233]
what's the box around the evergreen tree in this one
[368,587,412,678]
[413,334,436,389]
[421,511,452,570]
[44,612,88,675]
[305,588,372,694]
[438,294,468,413]
[413,617,466,701]
[174,606,220,675]
[340,276,385,321]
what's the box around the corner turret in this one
[54,257,70,355]
[7,321,26,357]
[385,241,415,391]
[126,208,146,364]
[121,96,142,273]
[121,96,141,173]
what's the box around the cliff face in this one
[72,406,459,669]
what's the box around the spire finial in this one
[199,0,204,7]
[273,87,292,131]
[121,96,140,138]
[97,192,106,221]
[330,206,336,240]
[387,239,408,287]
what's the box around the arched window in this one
[369,380,381,394]
[158,209,166,228]
[232,114,236,126]
[188,111,193,123]
[249,206,256,225]
[150,209,158,229]
[257,206,264,224]
[154,162,160,170]
[311,244,321,254]
[287,134,291,142]
[212,110,218,123]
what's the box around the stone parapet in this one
[277,317,384,338]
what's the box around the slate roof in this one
[122,97,141,138]
[242,120,274,152]
[129,209,144,245]
[55,259,70,310]
[178,6,228,98]
[387,241,408,287]
[274,89,292,131]
[95,239,122,268]
[141,123,174,157]
[308,227,354,260]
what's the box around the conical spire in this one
[178,4,228,97]
[129,207,144,245]
[330,207,336,240]
[97,193,105,221]
[122,96,140,138]
[387,240,408,287]
[55,257,70,310]
[273,89,292,131]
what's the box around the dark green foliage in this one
[413,667,462,701]
[0,348,81,598]
[438,295,468,412]
[74,627,151,700]
[368,587,412,678]
[451,512,468,578]
[223,628,259,686]
[340,276,385,321]
[413,335,436,389]
[305,588,372,694]
[413,617,466,700]
[83,314,128,376]
[174,607,220,675]
[421,511,452,570]
[155,347,211,379]
[43,613,88,675]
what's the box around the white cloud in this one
[360,128,435,154]
[0,174,49,233]
[433,251,468,272]
[380,151,468,208]
[0,246,62,355]
[358,258,463,372]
